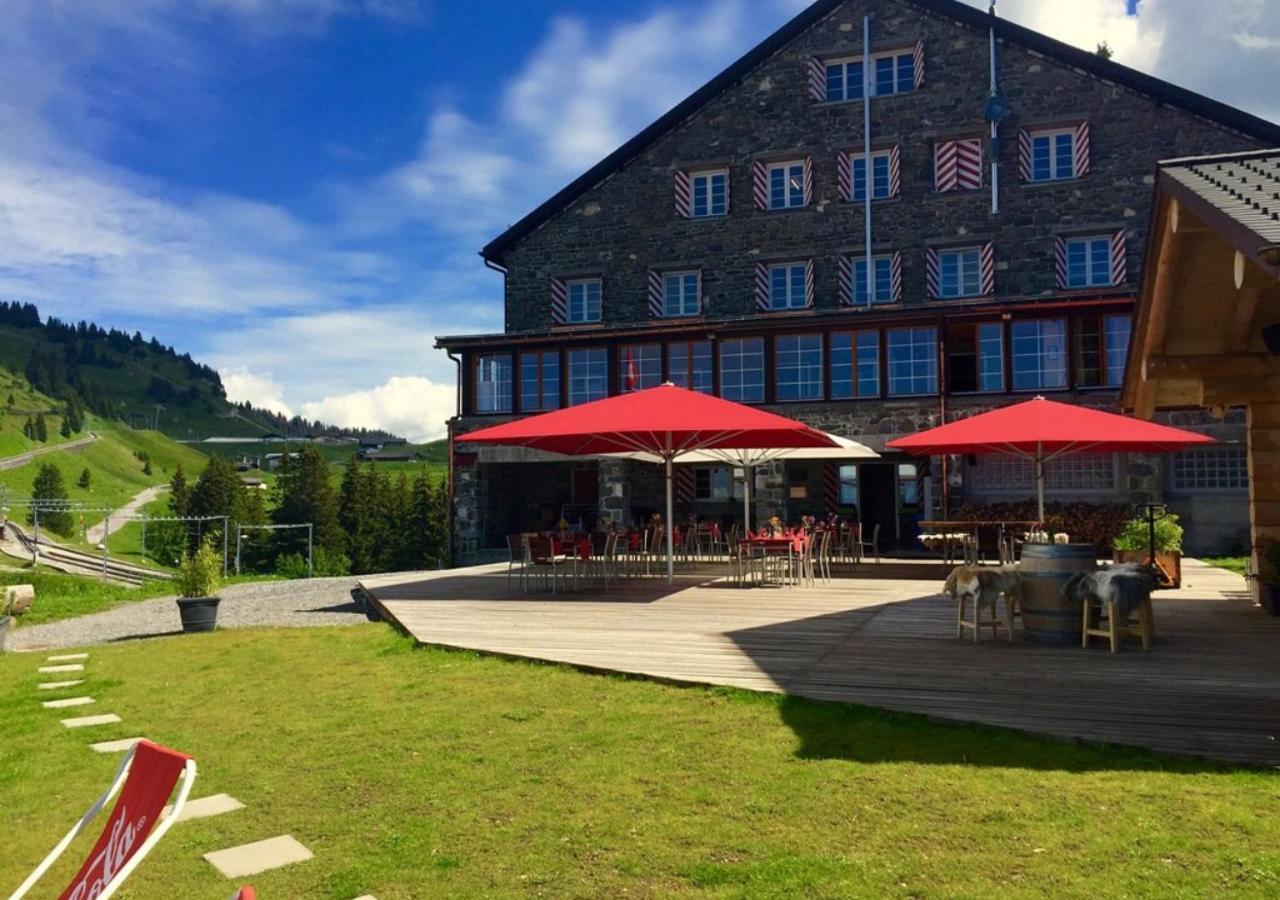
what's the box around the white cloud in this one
[967,0,1153,70]
[222,369,294,417]
[300,376,455,442]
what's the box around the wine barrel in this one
[1018,543,1098,645]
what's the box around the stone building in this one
[438,0,1280,563]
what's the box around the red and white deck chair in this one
[10,740,196,900]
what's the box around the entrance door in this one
[859,464,898,549]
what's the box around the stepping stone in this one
[47,653,88,661]
[39,664,84,674]
[38,680,84,690]
[90,737,146,754]
[164,793,245,823]
[42,696,95,709]
[203,835,313,879]
[61,713,121,729]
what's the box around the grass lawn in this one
[1203,557,1250,577]
[2,626,1277,898]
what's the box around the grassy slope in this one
[1,626,1277,898]
[0,369,77,457]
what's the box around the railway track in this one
[6,522,171,586]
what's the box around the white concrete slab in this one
[46,653,89,661]
[38,680,84,690]
[203,835,313,879]
[61,713,121,729]
[164,793,245,823]
[89,737,146,753]
[38,664,84,673]
[42,696,94,709]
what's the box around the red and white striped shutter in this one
[550,277,567,325]
[674,170,691,218]
[675,467,696,505]
[753,160,768,210]
[925,248,941,298]
[934,141,957,192]
[808,57,826,102]
[956,138,983,190]
[1111,230,1127,285]
[755,262,771,311]
[888,145,902,197]
[724,169,731,215]
[1075,121,1091,177]
[1018,129,1032,182]
[648,270,665,318]
[803,157,814,206]
[838,256,854,306]
[980,242,996,296]
[890,252,903,303]
[1054,236,1068,290]
[837,151,851,201]
[913,41,925,89]
[805,259,815,308]
[824,462,840,516]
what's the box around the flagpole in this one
[863,14,874,310]
[989,6,1000,214]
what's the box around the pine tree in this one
[272,446,342,556]
[22,417,33,440]
[143,458,152,476]
[169,464,191,518]
[60,416,72,438]
[30,463,73,535]
[34,414,47,442]
[77,467,91,489]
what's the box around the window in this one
[566,278,602,324]
[662,271,701,318]
[939,248,982,299]
[1105,315,1132,387]
[1030,129,1076,182]
[720,338,764,403]
[694,467,735,501]
[669,341,713,394]
[830,331,880,400]
[1075,314,1132,388]
[948,322,1004,393]
[838,465,859,505]
[1011,319,1067,391]
[824,51,915,102]
[887,327,938,397]
[619,344,661,393]
[775,334,823,402]
[690,170,727,218]
[851,151,893,202]
[769,262,809,310]
[825,58,863,102]
[1065,235,1115,288]
[852,255,895,305]
[769,161,807,209]
[567,348,607,405]
[1171,447,1248,491]
[519,351,559,413]
[475,354,512,414]
[971,452,1117,494]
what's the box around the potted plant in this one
[175,538,222,634]
[1255,537,1280,616]
[1112,512,1184,588]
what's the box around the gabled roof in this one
[481,0,1280,265]
[1160,149,1280,247]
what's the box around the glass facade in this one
[720,338,764,403]
[775,334,823,402]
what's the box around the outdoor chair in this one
[815,530,834,583]
[505,534,526,591]
[634,526,664,577]
[858,523,881,564]
[11,740,196,900]
[524,535,571,594]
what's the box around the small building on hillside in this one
[365,450,423,464]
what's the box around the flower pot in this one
[177,596,221,633]
[1113,549,1182,589]
[1261,585,1280,617]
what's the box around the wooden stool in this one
[956,591,1018,643]
[1082,594,1154,653]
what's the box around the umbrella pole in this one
[1036,443,1046,526]
[743,465,752,533]
[665,454,675,586]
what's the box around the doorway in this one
[859,463,898,548]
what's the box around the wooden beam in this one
[1146,352,1276,378]
[1203,374,1280,407]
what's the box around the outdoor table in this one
[740,534,805,587]
[919,521,1041,565]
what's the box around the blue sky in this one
[1,0,1277,440]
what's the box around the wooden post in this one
[1248,400,1280,588]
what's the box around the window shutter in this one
[1018,129,1032,182]
[838,256,854,306]
[724,170,731,215]
[803,157,814,206]
[805,259,815,308]
[926,248,941,298]
[675,467,696,504]
[913,40,925,90]
[888,145,902,197]
[934,142,957,192]
[755,262,770,311]
[837,151,851,201]
[824,462,840,516]
[980,242,996,296]
[956,139,983,190]
[891,252,903,303]
[753,160,768,210]
[1055,235,1068,290]
[1111,230,1127,285]
[648,270,664,318]
[674,170,691,218]
[808,57,826,102]
[1075,121,1091,177]
[550,277,567,325]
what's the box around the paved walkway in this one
[85,485,168,544]
[0,431,97,471]
[360,559,1280,768]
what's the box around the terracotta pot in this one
[1113,549,1182,589]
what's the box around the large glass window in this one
[825,58,863,102]
[662,271,701,318]
[768,162,807,209]
[887,327,938,397]
[853,255,895,305]
[668,341,713,394]
[1074,314,1131,388]
[619,344,661,393]
[694,467,735,501]
[566,278,602,324]
[939,248,982,298]
[948,322,1004,393]
[1030,129,1076,182]
[851,152,893,201]
[1105,315,1132,387]
[475,354,513,414]
[690,170,727,218]
[775,334,823,402]
[1012,319,1067,391]
[567,348,607,406]
[830,331,880,400]
[519,351,559,413]
[838,465,859,505]
[972,452,1117,494]
[874,51,916,96]
[1171,447,1248,491]
[720,338,764,403]
[1065,236,1114,288]
[769,262,809,310]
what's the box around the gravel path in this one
[5,575,395,652]
[85,485,168,543]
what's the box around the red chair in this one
[11,740,196,900]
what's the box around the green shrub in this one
[1112,513,1184,553]
[176,537,222,598]
[275,552,310,580]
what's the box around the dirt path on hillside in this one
[0,432,98,472]
[84,485,168,544]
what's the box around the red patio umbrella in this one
[460,383,837,584]
[886,396,1214,524]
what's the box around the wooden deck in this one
[359,559,1280,768]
